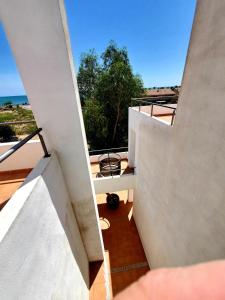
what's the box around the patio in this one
[90,191,150,299]
[0,169,31,210]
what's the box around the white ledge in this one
[93,174,136,194]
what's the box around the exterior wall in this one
[0,153,89,299]
[130,0,225,268]
[0,0,103,261]
[0,140,42,171]
[94,174,136,194]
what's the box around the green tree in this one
[79,41,144,149]
[83,99,108,150]
[96,42,144,147]
[77,50,100,105]
[101,40,129,69]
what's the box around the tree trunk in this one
[112,103,120,145]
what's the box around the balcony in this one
[131,99,177,126]
[0,169,31,211]
[89,148,136,195]
[90,190,150,298]
[0,135,148,298]
[0,127,49,210]
[88,148,149,297]
[89,147,134,178]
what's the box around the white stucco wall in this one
[94,174,136,194]
[0,153,89,299]
[0,140,42,171]
[130,0,225,269]
[0,0,103,261]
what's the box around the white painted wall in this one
[130,0,225,269]
[0,153,89,299]
[128,129,136,168]
[0,140,42,171]
[94,174,136,194]
[0,0,103,261]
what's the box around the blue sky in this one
[0,0,196,96]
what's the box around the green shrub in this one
[0,125,16,142]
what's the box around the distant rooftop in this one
[144,86,181,97]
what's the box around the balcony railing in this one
[131,99,177,126]
[89,146,128,156]
[0,121,50,163]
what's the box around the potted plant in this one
[106,193,120,209]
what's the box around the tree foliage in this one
[101,41,129,69]
[0,125,16,142]
[78,41,144,150]
[77,50,100,105]
[83,99,108,149]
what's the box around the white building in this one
[1,0,225,298]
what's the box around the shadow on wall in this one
[12,154,89,289]
[27,153,90,288]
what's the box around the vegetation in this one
[3,101,13,108]
[0,106,37,141]
[77,50,100,105]
[1,42,143,146]
[78,41,144,150]
[0,125,16,142]
[83,99,108,149]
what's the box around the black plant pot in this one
[106,193,120,210]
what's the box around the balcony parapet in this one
[89,147,135,178]
[131,98,177,126]
[89,147,136,192]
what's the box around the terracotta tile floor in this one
[0,169,32,211]
[90,192,150,299]
[89,261,108,300]
[155,115,173,124]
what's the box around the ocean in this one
[0,95,29,106]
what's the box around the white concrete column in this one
[128,189,134,202]
[0,0,103,261]
[128,127,136,167]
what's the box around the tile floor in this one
[90,191,150,299]
[155,115,173,124]
[0,170,148,299]
[0,169,31,210]
[89,261,108,300]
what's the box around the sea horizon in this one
[0,95,29,106]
